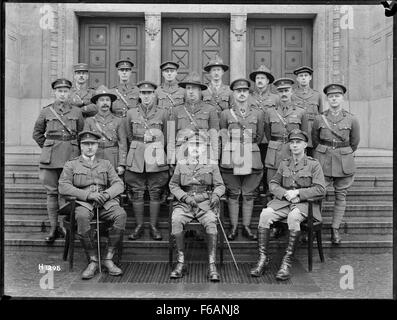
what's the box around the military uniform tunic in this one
[68,85,98,118]
[58,156,126,234]
[84,113,127,169]
[155,80,185,114]
[264,102,308,178]
[124,103,169,201]
[169,160,225,234]
[111,83,139,117]
[311,108,360,229]
[292,86,323,147]
[259,155,326,230]
[202,83,233,116]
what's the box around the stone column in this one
[144,12,161,84]
[230,13,247,81]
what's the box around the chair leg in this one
[63,230,70,261]
[69,228,75,272]
[307,229,313,272]
[316,230,325,263]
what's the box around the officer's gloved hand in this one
[184,196,198,208]
[209,194,220,209]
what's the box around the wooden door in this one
[247,19,312,85]
[79,18,145,88]
[162,19,230,84]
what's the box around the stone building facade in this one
[5,3,393,150]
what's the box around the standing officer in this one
[264,78,308,184]
[202,55,233,116]
[83,85,127,173]
[250,129,325,280]
[32,78,84,243]
[68,63,97,118]
[312,84,360,244]
[58,131,127,280]
[169,135,225,282]
[292,66,323,156]
[111,58,139,118]
[219,78,265,241]
[124,81,169,241]
[155,61,185,116]
[170,72,219,164]
[248,65,278,192]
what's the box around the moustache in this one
[101,104,110,108]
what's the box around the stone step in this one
[4,232,392,257]
[5,216,392,235]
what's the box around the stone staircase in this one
[4,147,393,262]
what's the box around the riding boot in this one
[149,200,162,240]
[242,197,257,241]
[276,230,301,281]
[250,227,270,277]
[129,200,145,240]
[227,198,239,240]
[170,232,187,278]
[207,233,220,282]
[45,194,60,243]
[78,231,99,280]
[102,228,123,276]
[331,228,341,245]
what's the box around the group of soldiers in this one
[32,55,360,282]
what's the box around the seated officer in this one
[169,135,225,282]
[58,131,127,280]
[250,129,326,280]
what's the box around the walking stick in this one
[95,184,102,273]
[215,210,239,272]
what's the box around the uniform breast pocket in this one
[46,116,61,131]
[281,170,293,188]
[297,171,312,187]
[337,123,351,140]
[287,117,301,130]
[195,112,209,129]
[131,120,145,136]
[247,119,258,135]
[96,168,108,186]
[66,115,78,132]
[72,168,90,187]
[157,96,166,108]
[177,114,190,130]
[270,120,283,135]
[173,94,184,105]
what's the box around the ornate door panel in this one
[162,19,230,84]
[79,18,144,88]
[248,19,312,84]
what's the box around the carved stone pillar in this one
[230,13,247,81]
[145,12,161,84]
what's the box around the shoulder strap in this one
[274,108,288,127]
[49,106,73,135]
[321,114,346,141]
[114,88,130,107]
[183,105,199,129]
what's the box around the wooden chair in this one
[261,193,325,272]
[58,195,124,271]
[168,195,226,267]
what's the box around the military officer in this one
[219,78,265,241]
[312,84,360,244]
[83,85,127,173]
[68,63,97,118]
[124,81,169,241]
[292,66,323,156]
[170,72,219,165]
[264,78,308,184]
[248,65,278,192]
[111,58,139,117]
[155,61,185,116]
[202,55,233,116]
[250,129,326,280]
[169,136,225,282]
[32,78,84,243]
[58,131,127,280]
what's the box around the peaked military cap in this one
[230,78,251,90]
[78,130,102,143]
[137,81,157,91]
[160,61,180,70]
[91,85,117,103]
[249,65,275,83]
[293,66,314,75]
[273,78,295,90]
[288,129,308,142]
[203,55,229,72]
[51,78,72,90]
[178,72,208,90]
[323,83,347,95]
[73,63,89,72]
[115,58,134,69]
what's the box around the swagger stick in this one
[96,184,102,273]
[215,214,239,272]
